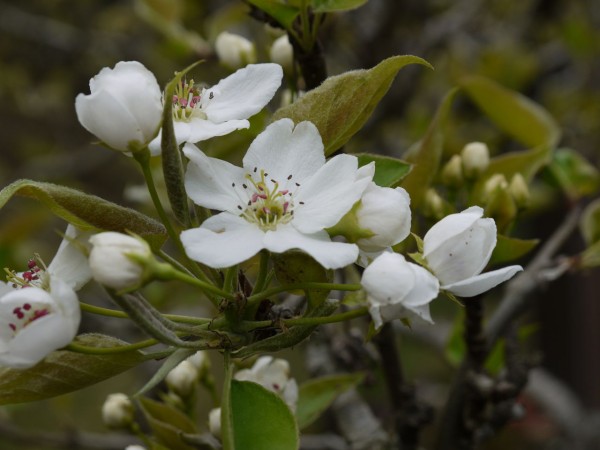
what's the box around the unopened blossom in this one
[509,173,530,208]
[166,360,199,397]
[88,232,151,290]
[75,61,162,153]
[148,63,283,155]
[181,119,373,269]
[461,142,490,179]
[235,356,299,411]
[215,31,256,69]
[102,393,134,429]
[423,206,523,297]
[269,34,294,73]
[209,407,222,438]
[0,225,90,368]
[361,252,439,328]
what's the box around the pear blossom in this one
[0,225,90,368]
[461,142,490,179]
[102,393,134,429]
[75,61,162,153]
[423,206,523,297]
[148,63,283,155]
[269,34,294,73]
[215,31,256,69]
[181,119,373,269]
[88,232,152,290]
[361,252,439,328]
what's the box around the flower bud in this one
[75,61,162,153]
[423,188,446,220]
[269,34,294,73]
[483,174,509,198]
[209,408,221,438]
[441,155,464,188]
[125,446,147,450]
[508,173,530,208]
[88,232,152,290]
[215,32,256,70]
[484,186,517,233]
[102,393,134,429]
[166,360,199,397]
[461,142,490,179]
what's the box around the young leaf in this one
[460,76,560,149]
[312,0,368,12]
[580,198,600,246]
[0,334,146,405]
[139,397,198,450]
[0,180,167,250]
[246,0,300,29]
[355,153,412,187]
[296,372,364,429]
[548,148,600,200]
[401,89,458,206]
[273,55,432,156]
[489,235,539,266]
[231,380,299,450]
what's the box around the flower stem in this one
[247,282,361,306]
[66,338,159,354]
[79,302,212,325]
[239,306,369,331]
[252,251,270,295]
[221,351,235,450]
[166,267,235,305]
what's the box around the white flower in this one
[181,119,373,269]
[102,393,134,428]
[215,31,256,69]
[166,360,199,397]
[355,183,412,253]
[269,34,294,73]
[88,232,152,290]
[148,63,283,155]
[361,252,439,328]
[234,356,299,411]
[0,225,90,368]
[423,206,523,297]
[75,61,162,153]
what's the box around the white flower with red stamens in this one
[0,225,91,368]
[181,119,374,269]
[148,63,283,155]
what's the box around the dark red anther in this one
[23,303,31,311]
[28,260,37,269]
[23,271,34,281]
[9,324,16,332]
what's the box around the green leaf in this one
[355,153,412,187]
[246,0,300,29]
[139,397,198,450]
[0,180,167,250]
[580,198,600,246]
[273,55,432,156]
[296,373,364,429]
[231,380,299,450]
[548,148,600,200]
[312,0,368,12]
[161,62,202,227]
[483,145,553,185]
[401,89,458,206]
[580,239,600,269]
[490,235,539,266]
[0,334,146,405]
[460,76,560,149]
[136,348,196,397]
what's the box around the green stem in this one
[239,306,369,331]
[223,265,238,293]
[66,338,159,354]
[221,351,235,450]
[157,249,194,276]
[167,268,235,305]
[247,282,361,306]
[79,302,212,325]
[252,251,270,295]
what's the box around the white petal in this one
[361,253,415,307]
[202,64,283,123]
[48,277,81,335]
[183,143,247,213]
[47,225,92,291]
[442,265,523,297]
[405,263,440,308]
[293,154,371,233]
[187,118,250,143]
[423,206,484,256]
[264,225,358,269]
[181,213,266,268]
[243,119,325,185]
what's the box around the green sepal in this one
[326,200,375,243]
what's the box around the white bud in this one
[424,188,445,220]
[461,142,490,178]
[215,32,256,70]
[483,174,509,197]
[187,350,210,374]
[125,446,147,450]
[441,155,464,187]
[209,407,221,438]
[508,173,530,208]
[166,360,198,397]
[102,393,134,429]
[89,232,152,290]
[269,34,294,73]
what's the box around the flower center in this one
[4,256,47,290]
[234,169,302,231]
[171,79,210,122]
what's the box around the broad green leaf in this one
[0,180,167,250]
[273,55,432,156]
[460,76,560,149]
[483,145,552,184]
[161,62,202,227]
[246,0,300,29]
[231,380,299,450]
[401,89,458,206]
[356,153,412,187]
[296,373,364,429]
[548,148,600,200]
[139,397,198,450]
[0,334,146,405]
[312,0,367,12]
[136,348,196,397]
[580,198,600,246]
[489,235,539,266]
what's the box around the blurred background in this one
[0,0,599,448]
